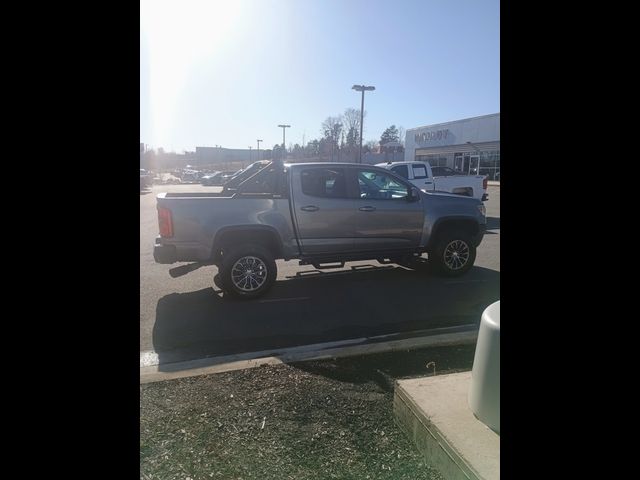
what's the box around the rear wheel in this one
[429,230,476,276]
[219,244,277,299]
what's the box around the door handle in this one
[424,182,433,184]
[359,206,376,212]
[300,205,319,212]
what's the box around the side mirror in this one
[407,186,420,202]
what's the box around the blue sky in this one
[140,0,499,152]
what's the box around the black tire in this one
[429,230,476,277]
[213,272,224,290]
[219,244,277,299]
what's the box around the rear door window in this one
[300,168,349,198]
[412,164,428,179]
[390,164,409,179]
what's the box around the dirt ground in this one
[140,344,477,479]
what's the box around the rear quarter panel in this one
[156,194,297,262]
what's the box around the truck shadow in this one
[152,265,500,369]
[486,216,500,230]
[289,343,477,392]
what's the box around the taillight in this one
[158,207,173,237]
[483,177,488,189]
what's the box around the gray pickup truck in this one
[154,160,486,299]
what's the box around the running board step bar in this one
[299,260,345,269]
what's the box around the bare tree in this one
[343,108,365,140]
[398,126,406,146]
[343,108,367,161]
[321,116,343,161]
[363,140,378,155]
[321,116,343,141]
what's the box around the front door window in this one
[357,170,408,200]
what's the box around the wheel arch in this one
[427,217,480,250]
[211,225,284,264]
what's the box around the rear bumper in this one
[154,238,177,264]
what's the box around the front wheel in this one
[219,244,277,299]
[429,230,476,277]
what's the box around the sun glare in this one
[141,0,244,148]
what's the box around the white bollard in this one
[469,300,500,434]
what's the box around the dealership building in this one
[404,113,500,180]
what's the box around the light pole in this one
[277,124,290,161]
[352,84,375,163]
[257,139,262,161]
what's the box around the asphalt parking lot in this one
[140,183,500,366]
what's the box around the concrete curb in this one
[140,329,478,384]
[394,373,499,480]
